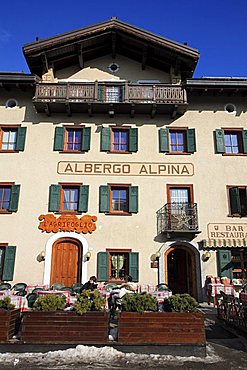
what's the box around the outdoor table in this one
[207,283,235,306]
[26,284,50,294]
[36,290,71,304]
[0,294,28,311]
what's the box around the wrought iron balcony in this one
[33,82,187,116]
[156,203,199,236]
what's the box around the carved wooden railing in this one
[34,82,187,104]
[157,203,199,234]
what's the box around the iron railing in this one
[157,202,199,234]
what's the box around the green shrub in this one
[33,294,66,311]
[75,289,105,315]
[121,293,158,313]
[0,296,15,310]
[163,293,199,312]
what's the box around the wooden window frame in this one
[0,182,14,214]
[62,125,84,154]
[166,184,194,204]
[108,183,131,215]
[110,126,130,154]
[58,182,82,214]
[106,248,132,283]
[223,128,243,155]
[168,128,187,154]
[227,185,247,217]
[0,125,20,153]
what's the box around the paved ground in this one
[0,304,246,369]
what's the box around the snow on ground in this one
[0,344,221,368]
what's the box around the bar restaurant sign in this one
[57,161,194,176]
[207,223,247,239]
[38,214,97,234]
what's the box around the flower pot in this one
[0,308,21,342]
[118,311,205,345]
[21,311,109,343]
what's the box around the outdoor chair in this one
[72,282,83,294]
[12,283,27,296]
[26,293,38,308]
[32,287,45,293]
[51,282,65,290]
[0,283,11,290]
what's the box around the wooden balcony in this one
[156,203,200,239]
[33,82,187,117]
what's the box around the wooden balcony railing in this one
[34,82,187,105]
[156,203,199,235]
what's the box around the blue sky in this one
[0,0,246,78]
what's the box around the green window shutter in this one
[159,128,169,152]
[215,129,225,153]
[100,127,111,151]
[16,127,27,151]
[98,86,103,102]
[48,185,61,212]
[229,187,241,215]
[99,186,110,212]
[129,252,139,282]
[97,252,109,281]
[78,185,89,213]
[217,250,232,279]
[82,127,91,151]
[129,186,138,213]
[9,185,20,212]
[242,130,247,154]
[2,246,16,281]
[187,128,196,153]
[129,128,138,152]
[54,127,65,151]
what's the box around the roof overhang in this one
[185,77,247,94]
[23,18,199,79]
[0,72,40,89]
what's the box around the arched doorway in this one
[50,237,82,286]
[165,245,197,298]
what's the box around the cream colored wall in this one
[1,89,247,286]
[55,55,170,83]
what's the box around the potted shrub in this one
[118,293,205,347]
[21,291,109,343]
[0,297,21,342]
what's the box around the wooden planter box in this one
[0,308,21,342]
[21,311,109,344]
[118,312,205,345]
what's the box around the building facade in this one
[1,18,246,301]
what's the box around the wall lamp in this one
[84,251,91,261]
[202,251,211,262]
[36,250,45,263]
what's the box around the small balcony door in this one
[167,185,194,230]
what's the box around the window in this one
[0,245,16,281]
[101,127,138,153]
[231,249,247,280]
[53,126,91,152]
[98,85,123,103]
[228,186,247,217]
[5,99,18,109]
[0,184,20,213]
[108,63,120,73]
[0,126,26,152]
[224,103,236,114]
[215,129,247,154]
[99,184,138,214]
[97,251,139,282]
[49,184,89,213]
[159,128,196,154]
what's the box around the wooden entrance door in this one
[165,246,197,298]
[50,238,82,287]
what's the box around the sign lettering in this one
[207,223,247,239]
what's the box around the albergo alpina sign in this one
[57,161,194,176]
